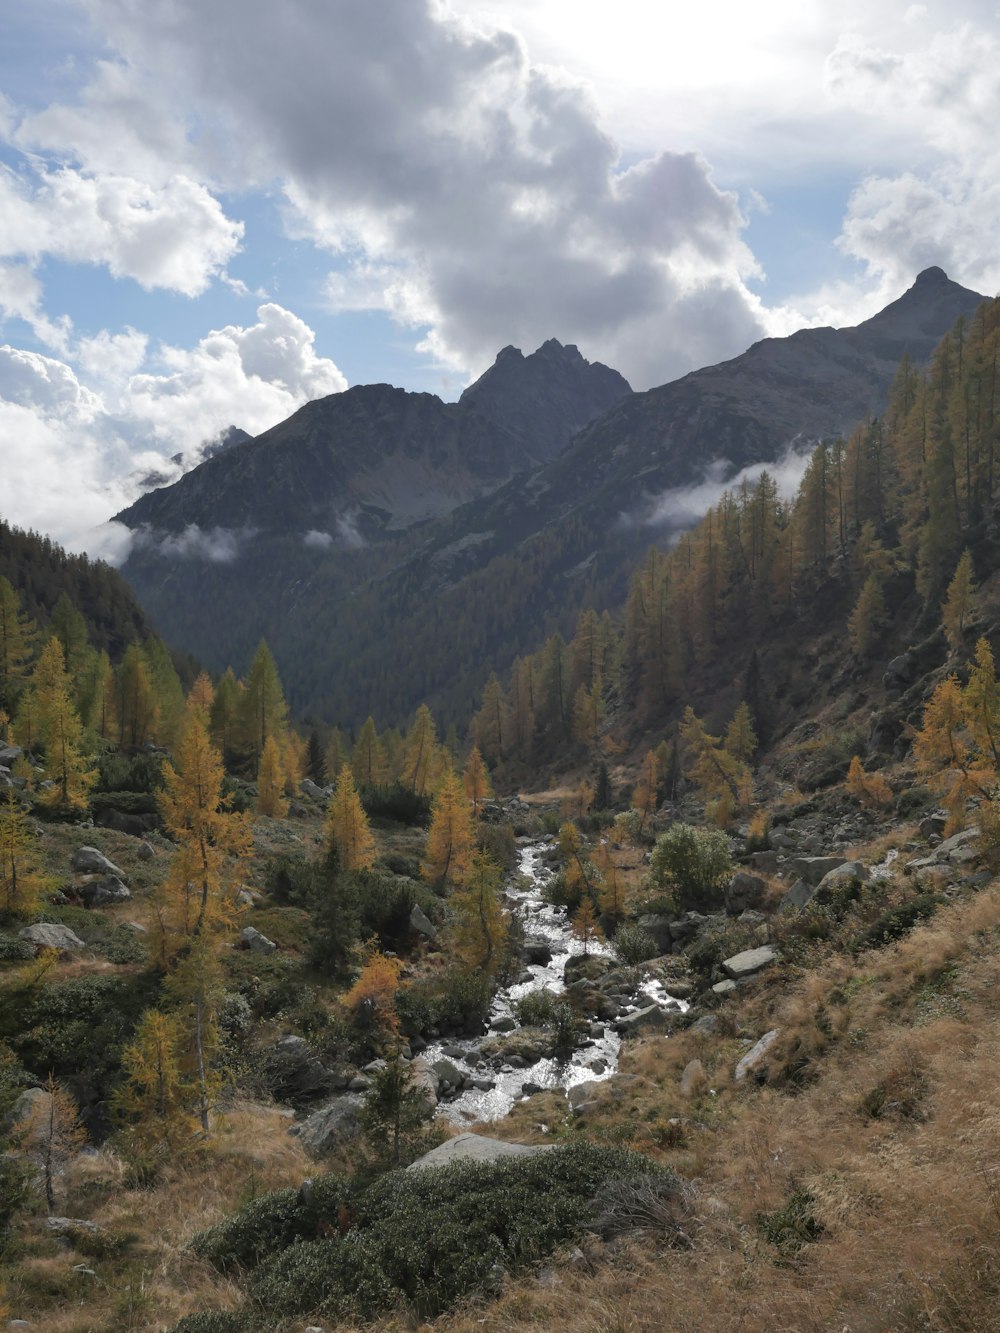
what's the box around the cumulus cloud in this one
[646,445,813,532]
[21,0,766,389]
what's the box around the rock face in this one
[19,923,86,952]
[407,1132,554,1170]
[72,847,125,878]
[721,946,777,980]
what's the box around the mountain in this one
[458,338,631,464]
[116,270,985,727]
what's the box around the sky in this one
[1,0,999,557]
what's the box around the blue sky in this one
[1,0,998,555]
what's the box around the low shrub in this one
[850,894,940,954]
[650,823,733,910]
[0,932,34,962]
[758,1187,823,1259]
[360,783,431,827]
[94,750,165,793]
[613,923,659,966]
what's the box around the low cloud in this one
[133,524,248,562]
[303,529,333,549]
[646,444,813,532]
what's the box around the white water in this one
[424,841,686,1124]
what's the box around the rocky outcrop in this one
[407,1132,554,1170]
[72,847,125,878]
[239,926,277,954]
[19,923,86,953]
[721,946,777,980]
[80,876,132,907]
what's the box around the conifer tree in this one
[12,1074,86,1212]
[594,842,624,922]
[344,942,402,1037]
[594,760,612,811]
[282,730,307,797]
[50,593,89,683]
[362,1057,434,1166]
[165,936,223,1135]
[209,667,240,766]
[572,896,603,956]
[963,637,1000,772]
[559,820,595,897]
[323,727,349,783]
[724,701,758,763]
[632,749,660,834]
[187,672,215,718]
[451,851,507,970]
[119,644,159,749]
[256,735,289,817]
[0,577,35,711]
[848,573,888,660]
[31,638,94,808]
[325,764,377,871]
[113,1009,190,1148]
[423,768,475,889]
[306,729,326,784]
[472,673,506,764]
[83,650,118,742]
[943,548,976,648]
[402,704,438,795]
[0,788,44,915]
[352,716,387,786]
[462,745,492,814]
[144,638,187,749]
[680,705,748,821]
[241,640,287,764]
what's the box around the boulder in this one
[780,879,815,912]
[567,1080,602,1109]
[408,1058,440,1107]
[564,953,611,984]
[239,926,277,954]
[816,860,869,892]
[919,812,948,840]
[45,1216,101,1235]
[615,1004,673,1036]
[409,904,436,939]
[18,923,85,953]
[636,913,673,953]
[0,744,23,766]
[724,872,766,917]
[782,855,845,887]
[291,1097,363,1156]
[748,851,779,873]
[680,1058,706,1096]
[408,1133,554,1170]
[734,1029,780,1082]
[80,876,132,907]
[712,979,737,996]
[523,938,553,967]
[137,841,156,861]
[3,1086,51,1132]
[300,778,327,800]
[431,1057,466,1088]
[721,946,777,980]
[72,846,125,878]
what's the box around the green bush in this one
[850,894,940,954]
[90,790,160,816]
[477,821,517,871]
[263,852,318,907]
[515,991,559,1027]
[613,924,659,966]
[650,823,733,910]
[0,932,34,962]
[757,1188,823,1258]
[360,783,431,827]
[94,750,165,794]
[185,1144,671,1328]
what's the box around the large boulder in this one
[80,876,132,907]
[18,923,86,953]
[724,872,766,917]
[564,953,611,985]
[523,938,553,966]
[0,745,23,766]
[72,847,125,878]
[721,946,777,980]
[407,1133,554,1170]
[3,1086,51,1132]
[430,1057,467,1089]
[300,778,328,801]
[290,1097,363,1156]
[239,926,277,954]
[614,1004,674,1036]
[409,904,436,939]
[735,1029,780,1082]
[816,860,869,892]
[782,855,845,887]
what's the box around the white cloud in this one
[647,445,813,531]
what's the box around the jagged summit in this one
[459,337,631,464]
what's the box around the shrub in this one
[191,1176,350,1272]
[360,783,431,827]
[758,1188,823,1258]
[613,924,659,965]
[515,991,559,1027]
[650,823,733,909]
[0,932,34,962]
[94,750,164,793]
[850,894,940,954]
[477,820,516,871]
[263,853,317,907]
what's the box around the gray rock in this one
[45,1217,100,1234]
[521,1081,544,1096]
[239,926,277,954]
[748,850,779,873]
[409,903,437,938]
[721,945,777,979]
[491,1016,516,1032]
[348,1076,370,1092]
[680,1058,706,1096]
[783,855,845,886]
[615,1004,673,1035]
[567,1080,602,1109]
[636,913,673,953]
[0,745,23,766]
[690,1014,720,1034]
[3,1086,51,1132]
[137,840,156,861]
[564,953,611,984]
[919,813,947,840]
[431,1057,466,1087]
[725,871,766,916]
[816,860,869,891]
[80,876,131,907]
[72,846,124,877]
[523,937,553,966]
[735,1029,780,1082]
[780,879,815,912]
[407,1132,554,1170]
[123,921,147,933]
[300,778,327,800]
[712,979,737,996]
[18,923,86,953]
[291,1097,363,1156]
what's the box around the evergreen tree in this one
[11,1074,86,1212]
[423,768,475,889]
[848,574,888,660]
[352,716,387,786]
[724,702,757,764]
[209,667,241,766]
[31,638,94,809]
[402,704,438,796]
[462,745,492,814]
[187,672,215,718]
[325,764,377,872]
[362,1058,434,1166]
[472,673,506,765]
[451,851,507,970]
[943,548,976,648]
[594,760,612,812]
[241,640,288,765]
[119,644,159,750]
[306,729,326,784]
[256,735,289,817]
[83,650,118,742]
[113,1009,190,1149]
[0,577,35,711]
[0,788,45,915]
[572,896,603,956]
[144,638,187,749]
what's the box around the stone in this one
[521,1081,544,1096]
[725,872,766,916]
[18,923,85,953]
[734,1029,780,1082]
[292,1097,363,1155]
[137,841,155,861]
[748,850,779,873]
[689,1014,720,1034]
[563,953,611,984]
[348,1076,369,1092]
[816,860,869,891]
[783,855,846,886]
[721,946,777,980]
[712,979,737,996]
[615,1004,673,1035]
[72,846,124,877]
[46,1217,100,1234]
[636,913,673,953]
[300,778,327,800]
[680,1058,706,1096]
[919,813,947,840]
[431,1057,466,1087]
[567,1080,602,1109]
[123,921,147,933]
[407,1133,555,1170]
[780,879,815,912]
[80,875,131,907]
[0,745,23,766]
[3,1086,51,1132]
[523,938,553,966]
[491,1016,516,1032]
[409,903,436,938]
[239,926,277,954]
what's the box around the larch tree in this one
[256,735,289,817]
[306,729,326,783]
[12,1074,86,1212]
[943,548,976,648]
[241,640,287,765]
[325,764,377,871]
[0,577,35,712]
[143,638,187,749]
[282,730,307,797]
[632,749,660,834]
[472,674,506,765]
[209,667,241,766]
[462,745,492,814]
[451,851,507,971]
[31,638,94,809]
[848,573,888,660]
[572,896,603,956]
[156,707,249,954]
[402,704,438,796]
[165,936,224,1135]
[113,1008,190,1149]
[724,701,758,764]
[594,842,625,923]
[119,644,159,749]
[83,651,118,742]
[352,716,387,786]
[0,788,45,915]
[344,942,402,1038]
[324,727,350,782]
[187,672,216,718]
[422,768,475,889]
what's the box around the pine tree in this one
[594,761,612,811]
[325,764,377,871]
[187,672,215,718]
[632,749,659,834]
[282,731,307,797]
[306,729,326,784]
[0,788,45,915]
[462,745,492,814]
[451,851,507,970]
[209,667,241,766]
[83,650,118,742]
[144,638,187,749]
[472,673,506,765]
[352,716,387,786]
[12,1074,86,1212]
[559,820,595,898]
[256,735,289,817]
[423,768,475,889]
[50,593,89,683]
[119,644,159,749]
[362,1057,434,1166]
[323,727,350,783]
[0,577,35,711]
[724,701,757,763]
[943,548,976,648]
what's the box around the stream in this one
[422,840,687,1124]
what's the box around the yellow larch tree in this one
[256,734,289,817]
[943,548,976,649]
[344,940,403,1037]
[594,841,625,922]
[164,935,224,1135]
[402,704,438,795]
[113,1008,191,1149]
[572,896,603,956]
[0,787,45,915]
[31,638,94,809]
[187,671,215,718]
[352,716,387,786]
[325,763,377,871]
[632,749,660,834]
[462,745,492,814]
[282,730,307,797]
[12,1074,87,1212]
[451,850,508,971]
[844,755,892,809]
[423,768,475,889]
